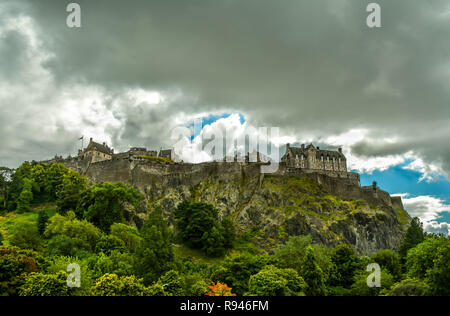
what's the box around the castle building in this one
[281,143,347,172]
[78,138,115,163]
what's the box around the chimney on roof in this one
[301,144,305,150]
[103,142,106,146]
[286,143,290,149]
[317,146,320,150]
[338,147,342,153]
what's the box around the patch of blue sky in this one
[186,112,245,140]
[355,160,450,223]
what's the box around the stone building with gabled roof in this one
[79,138,115,163]
[281,143,347,172]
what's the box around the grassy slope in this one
[0,204,57,246]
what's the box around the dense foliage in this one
[175,201,235,257]
[0,162,448,296]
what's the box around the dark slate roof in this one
[284,144,345,159]
[315,149,345,160]
[86,141,113,155]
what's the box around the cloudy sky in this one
[0,0,449,234]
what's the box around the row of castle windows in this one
[295,155,342,163]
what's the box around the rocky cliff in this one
[77,159,409,255]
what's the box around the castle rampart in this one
[40,140,404,211]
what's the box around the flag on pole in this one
[79,136,83,140]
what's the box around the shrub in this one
[16,178,33,213]
[301,246,327,296]
[110,223,142,253]
[350,269,394,296]
[427,241,450,296]
[9,221,40,250]
[405,236,447,280]
[44,235,89,257]
[0,247,40,296]
[77,182,141,233]
[329,244,360,288]
[95,235,126,255]
[370,249,402,281]
[212,253,278,296]
[206,282,236,296]
[44,212,102,251]
[156,270,184,296]
[175,201,234,257]
[37,209,49,236]
[19,272,69,296]
[384,278,429,296]
[247,265,305,296]
[135,209,175,284]
[90,273,146,296]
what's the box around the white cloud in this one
[394,193,450,235]
[402,157,444,183]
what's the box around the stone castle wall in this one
[54,157,404,210]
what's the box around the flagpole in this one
[79,136,84,151]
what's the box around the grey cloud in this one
[0,0,450,176]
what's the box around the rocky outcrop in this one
[72,159,409,255]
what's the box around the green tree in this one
[37,209,49,236]
[16,178,33,213]
[56,170,87,215]
[0,232,3,245]
[19,272,69,296]
[275,235,333,282]
[0,167,13,211]
[427,241,450,296]
[10,222,40,250]
[211,253,277,296]
[202,226,226,257]
[135,209,175,284]
[175,201,234,256]
[44,211,102,251]
[329,244,360,288]
[221,218,236,249]
[44,235,89,257]
[370,249,402,281]
[0,247,40,296]
[77,182,141,233]
[175,201,218,249]
[247,265,306,296]
[95,235,126,255]
[90,273,147,296]
[182,273,210,296]
[399,217,424,259]
[301,246,327,296]
[110,223,142,253]
[45,256,95,296]
[385,278,429,296]
[8,162,33,211]
[88,250,136,279]
[29,163,68,203]
[351,269,394,296]
[405,236,447,280]
[156,270,184,296]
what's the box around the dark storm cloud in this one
[1,0,450,177]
